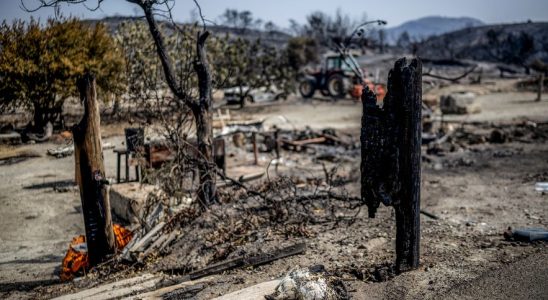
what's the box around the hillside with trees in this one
[415,22,548,72]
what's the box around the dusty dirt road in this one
[442,251,548,299]
[1,85,547,299]
[0,137,123,292]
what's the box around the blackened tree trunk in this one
[73,74,116,266]
[361,57,422,272]
[193,31,216,207]
[140,3,216,208]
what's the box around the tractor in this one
[298,53,385,101]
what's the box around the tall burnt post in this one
[361,58,422,272]
[73,73,116,266]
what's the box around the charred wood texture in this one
[73,74,116,266]
[361,58,422,272]
[193,31,217,207]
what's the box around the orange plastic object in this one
[113,224,133,249]
[60,224,133,281]
[60,235,89,281]
[352,81,386,101]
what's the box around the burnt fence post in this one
[361,57,422,272]
[73,73,116,266]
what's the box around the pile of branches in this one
[152,165,363,273]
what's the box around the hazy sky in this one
[2,0,548,28]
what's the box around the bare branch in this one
[192,0,206,31]
[422,65,478,82]
[139,1,186,103]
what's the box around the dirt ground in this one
[0,79,547,299]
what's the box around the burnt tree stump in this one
[361,58,422,272]
[73,74,116,266]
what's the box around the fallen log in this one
[164,242,306,280]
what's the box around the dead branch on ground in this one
[422,65,478,82]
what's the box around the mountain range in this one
[384,16,484,44]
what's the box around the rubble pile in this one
[426,120,548,156]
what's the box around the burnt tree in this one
[73,74,116,265]
[139,2,216,207]
[193,31,216,206]
[361,57,422,272]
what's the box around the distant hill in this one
[415,22,548,67]
[385,16,484,44]
[84,16,292,48]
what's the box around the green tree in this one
[0,18,124,130]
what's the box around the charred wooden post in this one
[73,74,116,266]
[193,31,217,208]
[361,57,422,272]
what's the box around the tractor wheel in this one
[299,80,316,98]
[327,74,348,99]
